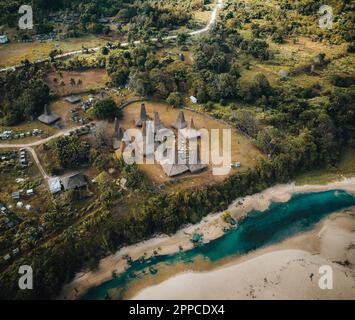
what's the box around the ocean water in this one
[83,190,355,300]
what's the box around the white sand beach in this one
[59,178,355,300]
[133,211,355,300]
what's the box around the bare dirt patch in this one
[47,69,109,96]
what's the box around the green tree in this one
[52,136,90,170]
[93,97,122,121]
[167,92,184,108]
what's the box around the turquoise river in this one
[83,189,355,299]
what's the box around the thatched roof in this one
[188,162,207,174]
[65,95,81,104]
[61,173,87,190]
[188,144,207,173]
[154,111,165,132]
[113,118,125,149]
[155,128,175,142]
[113,117,119,133]
[172,111,188,130]
[161,163,189,177]
[38,104,60,125]
[179,117,200,139]
[137,121,154,156]
[135,103,148,127]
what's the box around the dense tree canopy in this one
[93,97,122,121]
[0,65,50,125]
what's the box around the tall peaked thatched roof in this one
[137,121,154,156]
[38,104,60,125]
[141,121,147,136]
[154,111,165,132]
[155,127,175,143]
[135,103,148,127]
[113,122,125,150]
[172,111,188,130]
[115,126,124,140]
[188,144,207,173]
[114,117,119,133]
[179,116,200,139]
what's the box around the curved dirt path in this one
[0,124,88,179]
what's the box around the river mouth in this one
[82,190,355,300]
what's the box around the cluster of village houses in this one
[113,103,208,177]
[4,97,211,199]
[48,11,109,25]
[0,128,43,141]
[0,149,29,168]
[11,188,35,211]
[1,197,45,263]
[37,97,95,136]
[1,183,39,262]
[0,9,112,46]
[36,103,92,194]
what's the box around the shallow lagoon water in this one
[83,190,355,299]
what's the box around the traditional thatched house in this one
[172,111,188,130]
[112,118,125,150]
[179,117,201,140]
[61,173,87,191]
[153,111,165,132]
[161,162,189,177]
[38,104,60,125]
[155,127,175,143]
[152,110,171,141]
[138,121,155,156]
[135,103,148,127]
[188,144,207,174]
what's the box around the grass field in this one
[0,35,111,68]
[238,36,348,89]
[118,101,264,190]
[295,148,355,186]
